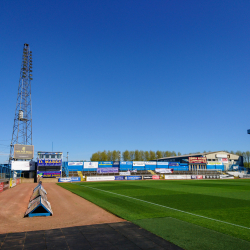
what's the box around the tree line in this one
[90,150,181,161]
[90,150,250,168]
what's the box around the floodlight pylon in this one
[9,44,33,161]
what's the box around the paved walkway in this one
[0,222,183,250]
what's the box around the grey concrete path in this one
[0,222,183,250]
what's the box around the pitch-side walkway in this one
[0,222,183,250]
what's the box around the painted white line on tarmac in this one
[80,184,250,230]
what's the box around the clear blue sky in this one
[0,0,249,163]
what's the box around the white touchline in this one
[80,184,250,230]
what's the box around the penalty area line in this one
[79,184,250,231]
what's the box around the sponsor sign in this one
[133,161,145,166]
[68,162,83,166]
[207,161,223,165]
[189,157,207,164]
[216,154,228,158]
[113,161,120,166]
[119,171,131,175]
[152,175,160,179]
[86,176,115,182]
[97,167,119,174]
[0,182,3,193]
[120,161,133,165]
[169,162,179,166]
[197,175,203,179]
[14,144,34,160]
[143,176,152,180]
[58,177,81,182]
[37,171,61,178]
[126,176,142,180]
[221,158,228,163]
[233,166,239,170]
[84,162,98,169]
[11,161,35,171]
[99,161,113,166]
[191,175,197,179]
[11,179,16,187]
[157,162,169,165]
[3,181,9,191]
[144,162,156,165]
[115,176,125,180]
[155,168,173,173]
[38,159,62,166]
[165,175,189,180]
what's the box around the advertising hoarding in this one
[169,162,179,166]
[144,162,156,165]
[84,162,98,168]
[37,171,61,178]
[58,177,81,182]
[157,162,169,166]
[37,159,62,166]
[143,176,153,179]
[165,175,191,180]
[97,167,119,174]
[68,162,83,166]
[120,161,133,165]
[0,182,3,193]
[115,176,125,180]
[99,162,113,167]
[207,161,223,165]
[152,175,160,179]
[133,161,145,166]
[14,144,34,160]
[11,161,35,171]
[86,176,115,181]
[155,168,173,173]
[189,157,207,163]
[126,176,142,180]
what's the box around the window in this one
[51,155,55,159]
[45,154,50,159]
[39,154,44,159]
[56,154,62,159]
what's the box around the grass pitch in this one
[58,179,250,250]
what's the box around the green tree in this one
[107,150,112,161]
[112,150,119,161]
[122,150,130,161]
[156,150,162,159]
[100,150,108,161]
[134,150,140,161]
[139,150,144,161]
[165,151,172,157]
[178,152,181,156]
[90,151,101,161]
[149,151,156,160]
[129,151,135,161]
[171,151,177,156]
[144,151,150,161]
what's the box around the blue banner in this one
[169,162,179,166]
[115,176,125,180]
[58,177,81,182]
[126,176,142,180]
[38,159,62,166]
[37,171,61,178]
[120,161,133,166]
[113,161,120,166]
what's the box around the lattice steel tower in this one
[9,44,33,161]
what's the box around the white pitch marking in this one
[79,184,250,230]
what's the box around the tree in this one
[122,150,130,161]
[165,151,172,157]
[178,152,181,156]
[171,151,177,156]
[90,152,101,161]
[100,150,108,161]
[144,151,150,161]
[149,151,156,160]
[134,150,140,161]
[112,150,119,161]
[129,151,135,161]
[156,150,162,159]
[107,150,112,161]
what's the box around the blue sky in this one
[0,0,249,162]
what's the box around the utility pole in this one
[9,44,33,162]
[67,152,69,162]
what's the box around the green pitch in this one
[58,179,250,250]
